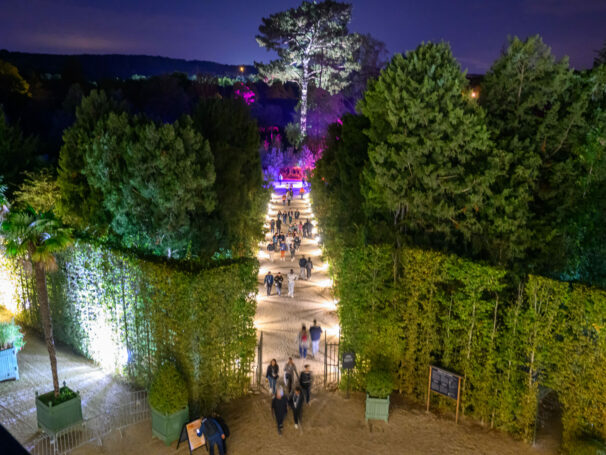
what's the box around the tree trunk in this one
[34,262,60,397]
[300,60,309,136]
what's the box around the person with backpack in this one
[266,242,275,262]
[274,272,283,296]
[287,269,297,298]
[290,386,304,429]
[211,412,230,454]
[299,364,313,405]
[197,416,226,455]
[298,325,311,359]
[266,358,279,396]
[264,271,274,296]
[299,256,307,280]
[305,257,313,280]
[284,357,299,395]
[271,386,288,435]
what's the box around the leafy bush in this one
[564,437,606,455]
[149,363,189,415]
[37,386,78,407]
[0,320,25,351]
[366,370,393,399]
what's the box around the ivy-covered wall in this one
[334,244,606,449]
[11,241,258,413]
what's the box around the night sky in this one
[1,0,604,73]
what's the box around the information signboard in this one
[342,352,356,370]
[177,419,206,454]
[426,365,462,424]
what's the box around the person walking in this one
[289,242,296,262]
[298,325,311,359]
[264,271,274,296]
[276,217,282,234]
[197,416,226,455]
[211,412,230,455]
[287,191,292,206]
[288,211,293,224]
[299,364,313,405]
[299,187,305,199]
[298,221,303,236]
[266,242,275,262]
[290,386,304,429]
[306,257,313,280]
[280,241,287,261]
[270,218,275,234]
[274,272,283,296]
[282,212,287,225]
[266,359,279,395]
[309,320,322,358]
[271,387,289,435]
[299,256,307,280]
[284,357,299,395]
[282,194,286,206]
[287,269,297,298]
[295,209,300,220]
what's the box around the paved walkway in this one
[255,189,339,391]
[0,332,135,446]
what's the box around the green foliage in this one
[191,98,268,257]
[149,363,189,415]
[365,370,393,398]
[480,36,606,272]
[359,43,498,249]
[285,122,303,149]
[82,112,216,258]
[0,60,30,97]
[13,169,60,213]
[0,320,25,351]
[37,386,78,407]
[11,241,258,413]
[256,0,360,133]
[332,242,606,444]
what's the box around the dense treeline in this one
[312,36,606,450]
[313,37,606,286]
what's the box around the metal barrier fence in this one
[25,390,150,455]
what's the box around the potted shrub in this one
[36,382,83,435]
[149,363,189,445]
[365,370,392,423]
[0,319,25,381]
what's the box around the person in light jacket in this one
[287,269,298,298]
[284,357,299,395]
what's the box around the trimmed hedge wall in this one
[334,244,606,449]
[12,241,258,413]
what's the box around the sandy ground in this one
[254,190,340,389]
[70,390,556,455]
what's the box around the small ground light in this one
[470,90,478,98]
[239,66,245,73]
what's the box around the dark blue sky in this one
[1,0,604,73]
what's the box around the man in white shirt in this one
[287,269,297,298]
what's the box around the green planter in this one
[150,404,189,445]
[365,393,389,423]
[0,347,19,382]
[35,391,83,435]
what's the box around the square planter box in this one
[36,390,83,436]
[365,394,390,423]
[150,404,189,446]
[0,347,19,382]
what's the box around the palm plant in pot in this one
[149,363,190,445]
[0,319,25,381]
[365,369,393,423]
[1,207,81,434]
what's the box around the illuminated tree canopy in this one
[255,0,360,135]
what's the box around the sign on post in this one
[342,352,356,370]
[426,365,462,424]
[177,419,206,454]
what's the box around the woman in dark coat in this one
[271,387,288,435]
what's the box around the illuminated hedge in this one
[11,241,257,413]
[334,244,606,449]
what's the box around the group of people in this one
[297,320,322,359]
[263,269,298,298]
[280,186,306,206]
[268,358,314,434]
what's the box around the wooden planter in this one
[150,404,189,446]
[36,392,83,435]
[0,347,19,382]
[365,394,390,423]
